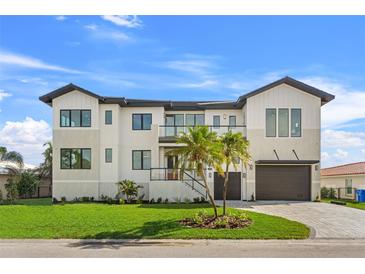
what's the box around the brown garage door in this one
[214,172,241,200]
[256,165,310,201]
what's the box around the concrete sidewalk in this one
[1,239,365,258]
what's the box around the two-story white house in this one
[39,76,334,202]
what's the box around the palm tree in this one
[38,142,52,179]
[219,131,251,215]
[168,126,223,218]
[0,146,24,168]
[117,179,142,203]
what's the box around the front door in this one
[167,155,178,180]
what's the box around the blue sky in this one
[0,16,365,166]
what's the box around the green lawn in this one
[0,199,309,239]
[322,198,365,210]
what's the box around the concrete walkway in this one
[220,201,365,239]
[1,239,365,258]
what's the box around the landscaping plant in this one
[117,179,142,203]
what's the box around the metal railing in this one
[150,168,207,198]
[158,125,246,137]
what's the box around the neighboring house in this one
[321,162,365,199]
[39,76,334,201]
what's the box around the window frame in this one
[185,114,205,127]
[266,108,277,137]
[229,115,236,128]
[345,178,353,195]
[278,108,289,137]
[60,148,91,169]
[290,108,302,137]
[132,113,152,130]
[105,110,112,125]
[213,115,220,129]
[105,148,112,163]
[60,109,91,128]
[132,150,151,170]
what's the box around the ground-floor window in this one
[61,148,91,169]
[132,150,151,170]
[345,178,352,195]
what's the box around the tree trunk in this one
[201,168,218,218]
[223,164,230,216]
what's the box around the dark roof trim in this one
[256,160,320,165]
[237,76,335,106]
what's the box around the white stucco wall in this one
[321,175,365,189]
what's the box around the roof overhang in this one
[256,160,320,165]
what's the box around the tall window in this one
[345,178,352,195]
[266,109,276,137]
[213,115,220,128]
[165,114,184,136]
[132,114,152,130]
[185,114,205,126]
[229,116,236,128]
[291,109,301,137]
[105,148,112,163]
[60,110,91,127]
[105,110,112,125]
[278,108,289,137]
[132,150,151,170]
[61,148,91,169]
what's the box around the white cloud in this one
[55,16,67,21]
[101,15,142,28]
[165,59,216,75]
[174,80,218,89]
[321,152,330,162]
[322,129,365,148]
[0,50,81,74]
[0,90,11,101]
[334,149,348,159]
[84,24,131,42]
[301,76,365,128]
[0,117,51,165]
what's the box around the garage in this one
[214,172,241,200]
[256,165,311,201]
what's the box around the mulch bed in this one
[180,215,252,229]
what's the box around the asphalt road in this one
[1,239,365,258]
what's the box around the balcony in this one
[158,125,246,143]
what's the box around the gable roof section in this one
[236,76,335,106]
[39,76,335,109]
[321,162,365,177]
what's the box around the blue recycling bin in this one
[356,189,365,203]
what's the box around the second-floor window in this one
[61,148,91,169]
[213,115,220,128]
[105,148,112,163]
[291,108,301,137]
[185,114,204,126]
[278,108,289,137]
[105,110,112,125]
[132,114,152,130]
[229,115,236,128]
[266,108,302,137]
[266,109,277,137]
[60,110,91,127]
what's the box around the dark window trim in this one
[132,150,151,170]
[229,115,236,128]
[60,148,91,169]
[105,110,112,125]
[105,148,112,163]
[278,108,289,137]
[290,108,302,137]
[132,113,152,130]
[266,108,277,137]
[60,109,91,128]
[213,115,220,129]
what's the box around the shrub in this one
[192,210,208,225]
[164,198,169,204]
[52,197,58,204]
[17,171,39,198]
[119,198,126,204]
[73,197,81,202]
[149,198,155,204]
[117,179,142,203]
[100,194,110,202]
[61,196,66,203]
[0,189,3,202]
[5,178,18,203]
[213,216,229,228]
[90,197,95,202]
[81,197,90,203]
[136,198,143,204]
[157,197,162,203]
[107,197,114,204]
[183,198,191,204]
[193,197,200,203]
[173,197,181,204]
[200,196,206,203]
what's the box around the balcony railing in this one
[150,168,203,181]
[158,125,246,138]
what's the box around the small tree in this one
[5,177,18,203]
[17,171,39,198]
[168,126,223,218]
[219,131,251,215]
[38,142,52,180]
[117,179,142,203]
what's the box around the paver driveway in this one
[221,201,365,239]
